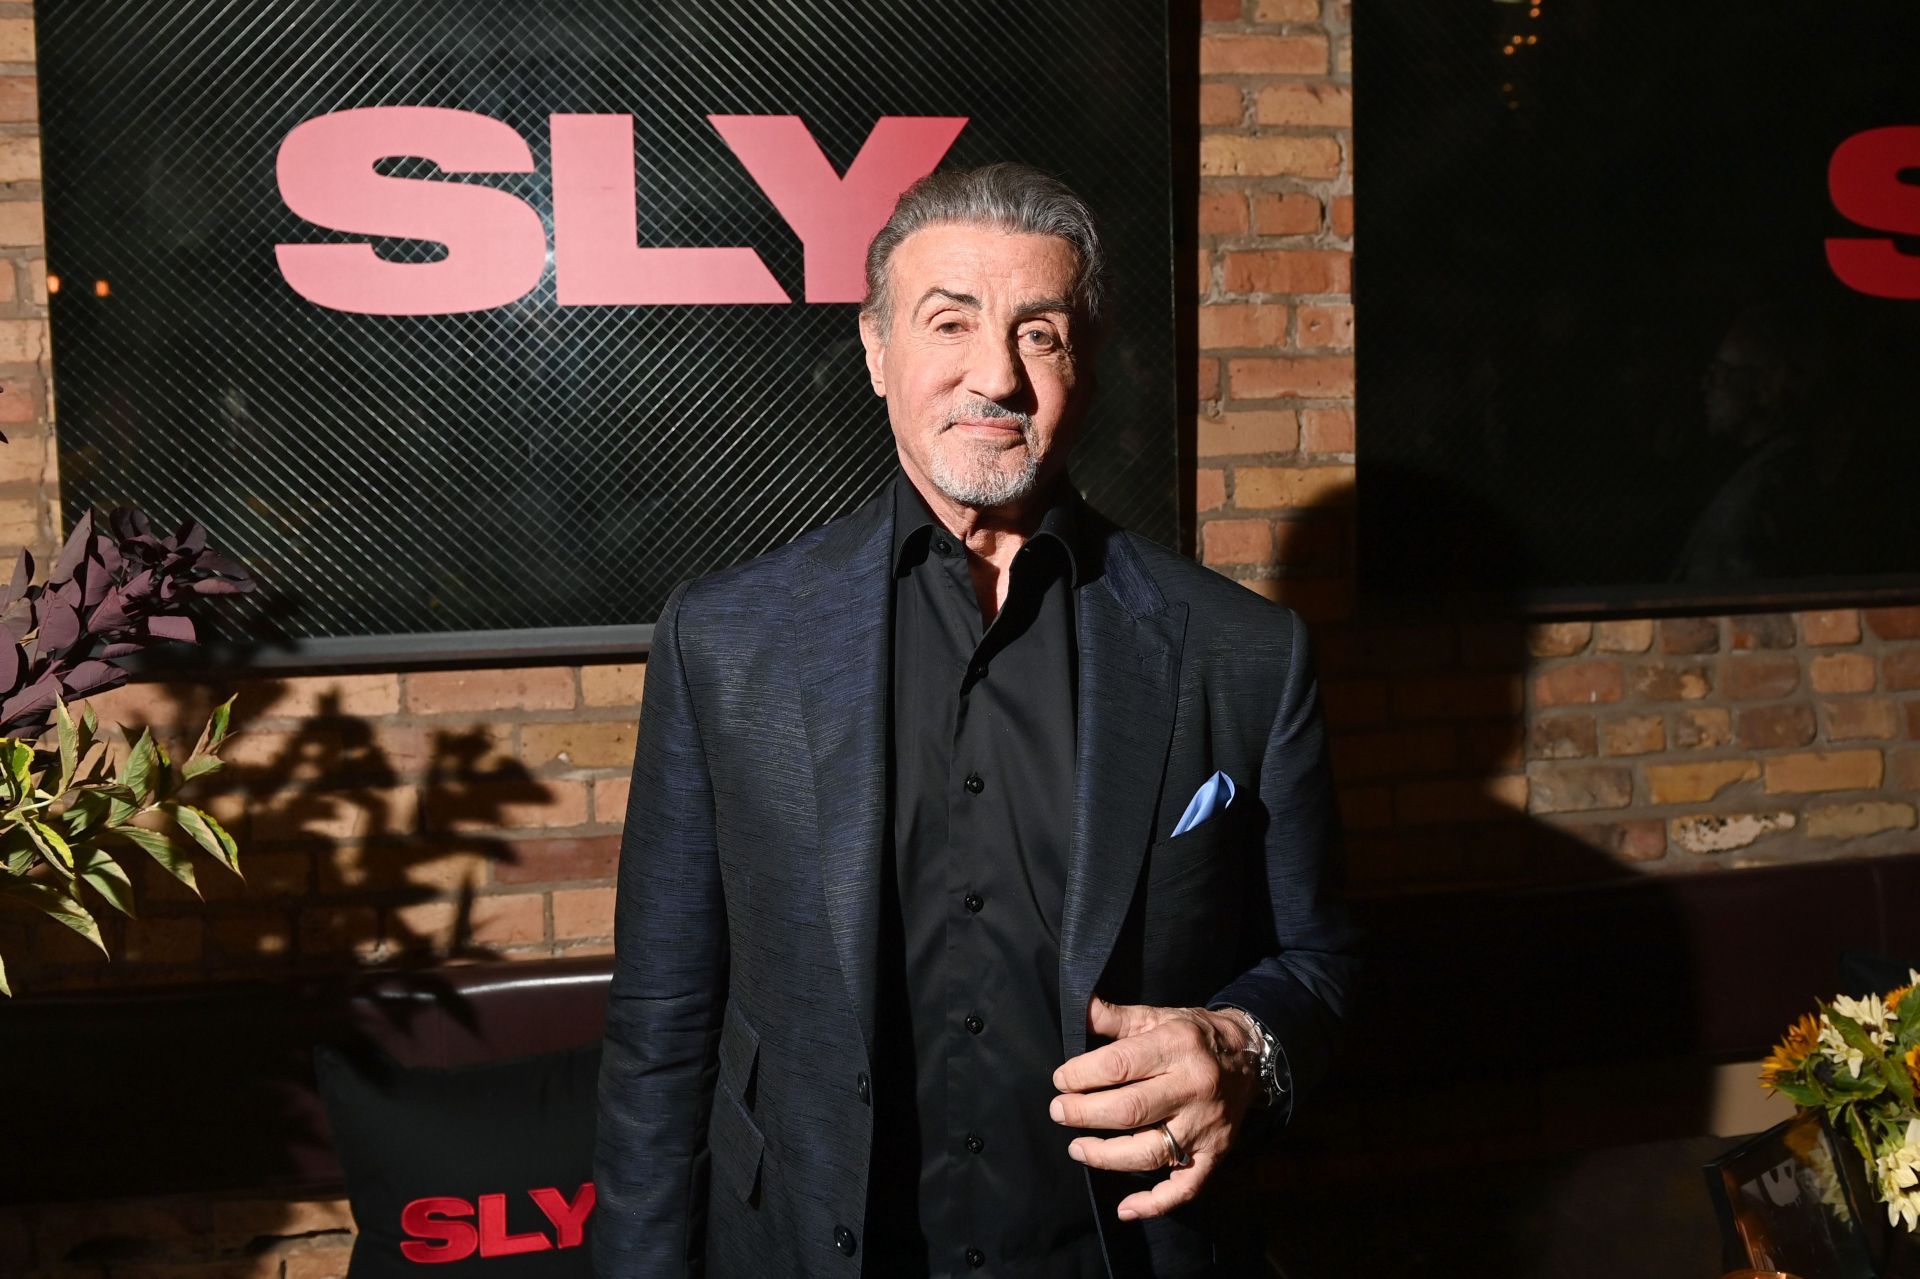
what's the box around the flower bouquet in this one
[1762,974,1920,1234]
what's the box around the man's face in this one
[1702,325,1787,439]
[859,223,1088,512]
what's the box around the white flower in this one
[1875,1119,1920,1233]
[1833,993,1894,1046]
[1819,1015,1867,1078]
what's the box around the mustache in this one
[942,400,1035,433]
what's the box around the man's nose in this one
[964,333,1024,403]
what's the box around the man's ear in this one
[858,311,887,397]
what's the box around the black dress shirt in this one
[866,471,1107,1278]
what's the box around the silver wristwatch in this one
[1228,1007,1285,1110]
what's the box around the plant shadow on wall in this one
[1200,468,1715,1279]
[9,679,564,990]
[0,509,567,989]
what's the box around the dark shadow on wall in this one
[1236,469,1720,1279]
[3,680,555,990]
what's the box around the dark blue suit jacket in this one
[594,489,1358,1277]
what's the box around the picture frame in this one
[1703,1110,1878,1279]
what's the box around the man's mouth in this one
[950,416,1025,437]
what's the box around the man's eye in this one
[935,320,964,335]
[1021,329,1059,351]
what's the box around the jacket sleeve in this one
[594,582,730,1276]
[1207,608,1360,1132]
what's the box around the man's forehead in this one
[892,223,1079,303]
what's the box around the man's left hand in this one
[1049,995,1259,1222]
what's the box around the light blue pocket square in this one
[1171,771,1235,837]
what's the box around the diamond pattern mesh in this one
[37,0,1177,646]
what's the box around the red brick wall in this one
[1,3,1917,1272]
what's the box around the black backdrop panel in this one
[36,0,1177,650]
[1355,2,1920,613]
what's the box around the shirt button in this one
[963,892,984,913]
[856,1072,870,1104]
[965,1013,985,1035]
[963,772,985,795]
[933,537,953,556]
[965,1133,985,1154]
[834,1225,857,1257]
[966,1247,986,1268]
[968,661,988,681]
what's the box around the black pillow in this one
[314,1041,601,1277]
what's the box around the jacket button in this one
[834,1225,857,1257]
[963,892,984,913]
[963,773,985,794]
[965,1133,985,1154]
[856,1072,871,1104]
[965,1013,985,1035]
[966,1247,986,1268]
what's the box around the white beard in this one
[926,404,1042,507]
[928,439,1041,508]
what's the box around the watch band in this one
[1228,1007,1284,1110]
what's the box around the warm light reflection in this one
[45,272,59,295]
[93,279,109,297]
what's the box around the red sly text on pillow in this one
[398,1183,597,1262]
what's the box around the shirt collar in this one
[889,469,1085,587]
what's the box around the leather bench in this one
[0,955,612,1204]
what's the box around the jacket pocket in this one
[1146,808,1244,894]
[710,1081,765,1204]
[718,1000,760,1104]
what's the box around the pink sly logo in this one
[273,108,967,314]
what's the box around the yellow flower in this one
[1907,1045,1920,1094]
[1762,1013,1823,1091]
[1890,985,1912,1014]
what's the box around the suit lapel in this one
[794,493,893,1061]
[1058,531,1186,1058]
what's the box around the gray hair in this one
[861,162,1108,343]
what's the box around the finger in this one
[1051,1077,1181,1131]
[1068,1128,1174,1173]
[1052,1031,1171,1093]
[1116,1154,1216,1222]
[1086,995,1161,1042]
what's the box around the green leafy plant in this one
[0,494,256,994]
[0,694,240,994]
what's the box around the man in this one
[595,164,1358,1278]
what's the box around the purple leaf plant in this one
[0,509,255,741]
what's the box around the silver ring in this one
[1157,1122,1193,1170]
